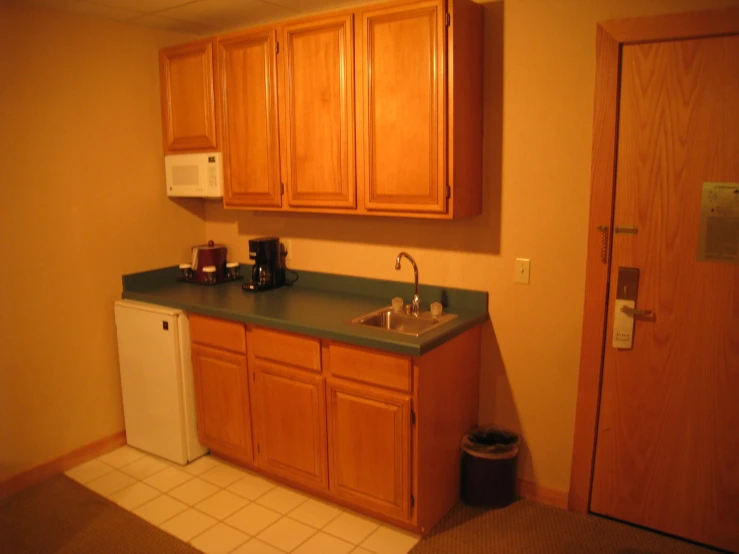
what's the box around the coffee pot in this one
[243,237,284,292]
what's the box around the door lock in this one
[612,267,651,349]
[620,305,652,317]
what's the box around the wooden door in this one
[590,35,739,552]
[327,378,411,521]
[253,359,328,489]
[358,0,446,214]
[219,29,282,208]
[159,39,219,153]
[279,15,356,209]
[191,344,253,464]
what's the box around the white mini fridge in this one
[114,299,207,464]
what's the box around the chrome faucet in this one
[395,252,420,316]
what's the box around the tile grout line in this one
[188,519,252,551]
[159,503,221,541]
[288,502,346,531]
[250,510,318,553]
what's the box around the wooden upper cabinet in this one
[218,29,282,208]
[159,39,219,154]
[358,0,446,214]
[159,0,482,218]
[279,15,356,209]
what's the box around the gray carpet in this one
[410,500,721,554]
[0,474,201,553]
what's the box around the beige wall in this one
[204,0,739,493]
[0,4,205,481]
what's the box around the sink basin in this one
[351,307,458,337]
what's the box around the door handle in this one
[620,305,652,317]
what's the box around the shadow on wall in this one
[169,197,207,219]
[477,320,529,481]
[205,1,505,256]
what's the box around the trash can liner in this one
[462,426,520,457]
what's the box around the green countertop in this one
[121,267,489,356]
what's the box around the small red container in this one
[191,240,227,283]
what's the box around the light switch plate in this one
[515,258,531,284]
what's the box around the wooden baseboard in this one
[517,478,569,510]
[0,431,127,500]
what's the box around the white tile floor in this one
[65,446,420,554]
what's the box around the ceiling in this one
[12,0,359,36]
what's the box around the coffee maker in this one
[243,237,285,292]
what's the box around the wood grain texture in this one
[360,0,446,214]
[159,39,219,153]
[191,344,253,464]
[414,325,480,533]
[448,0,483,218]
[568,25,620,514]
[280,14,356,209]
[329,342,412,392]
[600,6,739,43]
[218,28,282,208]
[327,377,411,521]
[251,358,328,490]
[249,326,321,371]
[590,36,739,553]
[0,431,126,500]
[189,313,246,354]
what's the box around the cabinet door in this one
[253,360,328,489]
[191,344,253,464]
[159,39,219,153]
[327,378,412,521]
[358,0,446,214]
[279,15,356,209]
[219,29,282,207]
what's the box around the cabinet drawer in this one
[329,344,412,392]
[189,314,246,353]
[250,327,321,372]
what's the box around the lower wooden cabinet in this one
[252,358,328,490]
[191,344,253,464]
[327,378,411,521]
[189,314,482,534]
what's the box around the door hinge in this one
[280,182,285,195]
[596,225,609,264]
[276,41,279,54]
[445,184,451,199]
[411,494,415,508]
[446,13,450,26]
[411,410,416,425]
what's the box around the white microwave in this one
[165,152,223,198]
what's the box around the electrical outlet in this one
[282,239,293,263]
[514,258,531,284]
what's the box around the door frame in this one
[568,5,739,514]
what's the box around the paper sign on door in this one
[697,182,739,264]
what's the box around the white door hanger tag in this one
[612,299,635,349]
[612,267,640,350]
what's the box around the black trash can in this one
[461,426,520,507]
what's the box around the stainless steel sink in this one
[351,307,457,337]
